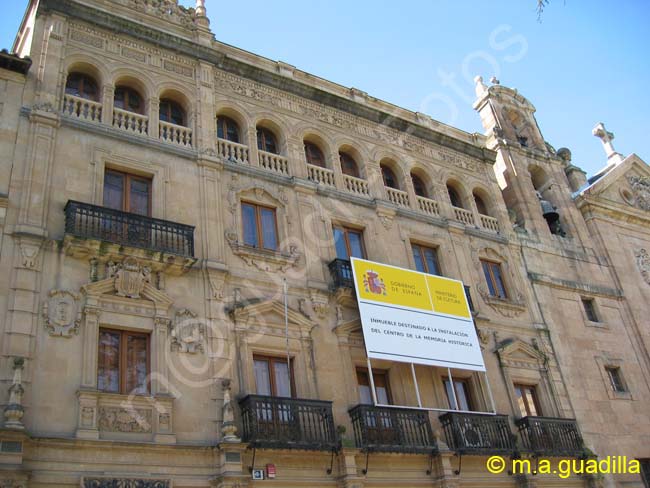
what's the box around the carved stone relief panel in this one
[43,290,81,337]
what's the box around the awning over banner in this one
[350,257,486,372]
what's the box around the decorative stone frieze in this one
[108,257,152,299]
[82,478,170,488]
[97,407,153,433]
[42,290,81,337]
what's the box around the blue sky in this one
[2,0,649,178]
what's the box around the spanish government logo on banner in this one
[350,257,485,372]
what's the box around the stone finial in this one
[220,379,240,442]
[592,122,623,164]
[195,0,210,28]
[474,76,488,97]
[3,357,25,430]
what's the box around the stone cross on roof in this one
[592,122,623,164]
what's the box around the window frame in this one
[241,201,279,251]
[481,259,508,299]
[581,297,599,322]
[411,242,441,276]
[411,173,428,198]
[339,151,360,178]
[65,72,99,101]
[514,383,542,418]
[217,115,240,143]
[605,366,627,393]
[98,327,150,396]
[257,127,278,154]
[332,225,366,260]
[253,354,296,398]
[381,164,399,189]
[103,169,152,216]
[356,368,392,405]
[159,98,185,126]
[447,185,463,208]
[114,86,144,114]
[304,142,326,168]
[474,193,489,216]
[443,377,473,411]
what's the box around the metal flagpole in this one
[411,363,422,408]
[483,370,497,414]
[284,278,291,377]
[367,356,378,405]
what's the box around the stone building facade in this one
[0,0,648,487]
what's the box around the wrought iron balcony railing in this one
[328,258,354,289]
[349,405,436,454]
[516,416,585,457]
[239,395,338,451]
[64,200,195,258]
[439,412,516,455]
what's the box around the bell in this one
[540,198,559,224]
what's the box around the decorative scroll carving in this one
[627,175,650,211]
[43,290,81,337]
[97,407,152,433]
[83,478,170,488]
[113,0,197,28]
[171,309,205,353]
[636,248,650,286]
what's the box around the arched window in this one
[411,173,428,198]
[381,164,399,189]
[65,73,99,101]
[217,116,240,143]
[114,86,144,114]
[474,192,489,215]
[339,152,359,178]
[257,127,278,154]
[304,142,326,167]
[159,99,185,126]
[447,185,462,208]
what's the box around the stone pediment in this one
[227,299,315,333]
[495,339,546,369]
[580,155,650,213]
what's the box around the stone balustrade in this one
[417,195,440,216]
[62,94,103,122]
[159,120,193,147]
[343,174,370,196]
[453,206,475,225]
[307,164,335,186]
[480,214,500,232]
[258,150,290,175]
[113,107,149,135]
[386,187,410,208]
[218,138,249,164]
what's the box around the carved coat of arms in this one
[108,258,151,299]
[43,290,81,337]
[171,309,205,353]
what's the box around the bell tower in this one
[473,77,589,243]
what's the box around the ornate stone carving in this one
[83,478,170,488]
[171,309,205,353]
[42,290,81,337]
[0,481,27,488]
[18,239,41,269]
[627,175,650,211]
[3,357,25,430]
[477,284,527,318]
[97,407,152,433]
[81,406,95,428]
[635,248,650,285]
[226,233,301,272]
[158,413,171,433]
[109,258,151,299]
[114,0,197,29]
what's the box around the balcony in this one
[349,405,436,454]
[479,214,500,232]
[329,258,353,289]
[417,195,440,216]
[217,138,249,164]
[453,206,475,226]
[258,150,289,175]
[112,107,148,135]
[62,94,102,123]
[439,412,516,455]
[307,164,335,187]
[343,174,370,196]
[516,416,585,457]
[239,395,338,451]
[63,201,196,272]
[386,187,410,208]
[159,120,192,147]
